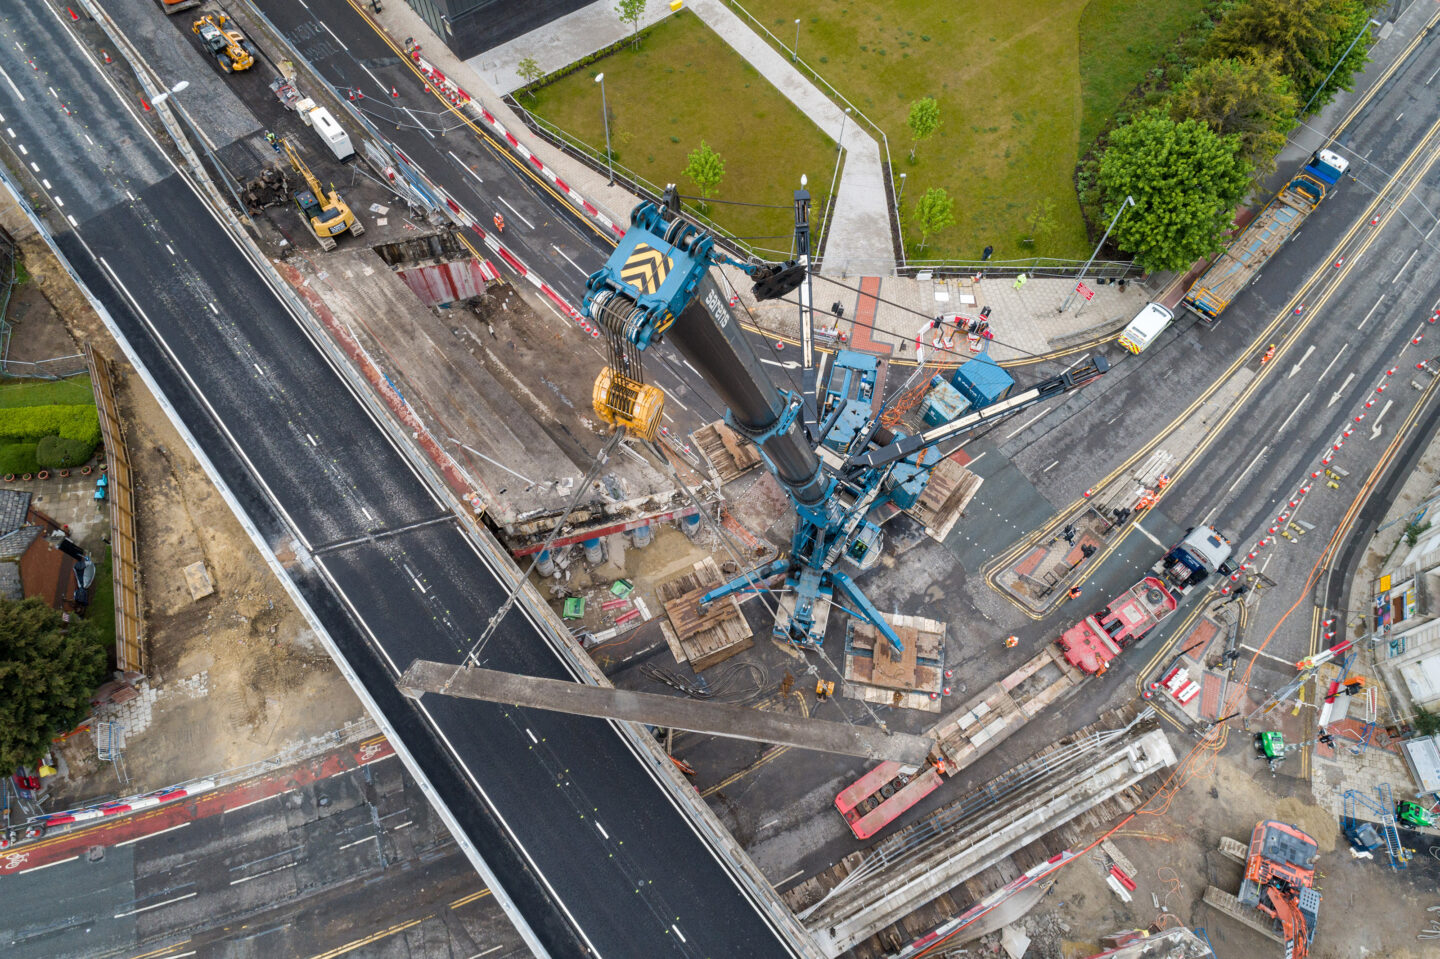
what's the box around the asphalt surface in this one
[0,2,802,956]
[1,755,522,959]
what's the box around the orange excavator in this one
[1237,820,1322,959]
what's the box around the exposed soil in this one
[13,224,363,806]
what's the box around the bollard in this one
[582,537,605,564]
[535,549,556,577]
[681,513,702,540]
[630,524,653,548]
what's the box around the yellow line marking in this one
[125,940,192,959]
[701,745,789,798]
[449,888,494,909]
[307,917,428,959]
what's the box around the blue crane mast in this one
[581,191,1107,655]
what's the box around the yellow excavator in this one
[191,12,256,73]
[280,139,364,251]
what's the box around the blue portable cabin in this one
[950,351,1014,409]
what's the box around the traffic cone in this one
[101,49,112,64]
[68,7,78,21]
[391,86,400,98]
[141,96,151,111]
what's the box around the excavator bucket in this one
[592,367,664,441]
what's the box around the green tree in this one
[1020,198,1057,247]
[910,187,956,251]
[1205,0,1374,112]
[515,56,543,96]
[1097,111,1250,273]
[906,97,941,162]
[1168,55,1298,182]
[683,140,725,208]
[1414,705,1440,736]
[0,597,106,772]
[615,0,648,51]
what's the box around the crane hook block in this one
[593,366,665,441]
[750,261,806,301]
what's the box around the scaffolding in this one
[1343,784,1407,869]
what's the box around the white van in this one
[307,106,355,162]
[1118,302,1174,354]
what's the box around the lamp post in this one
[152,80,246,218]
[1061,194,1134,312]
[793,19,801,62]
[1302,19,1383,116]
[897,172,907,204]
[595,72,613,186]
[837,107,851,152]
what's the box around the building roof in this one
[0,488,32,535]
[0,558,21,602]
[0,524,41,560]
[19,534,76,611]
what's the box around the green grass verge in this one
[86,545,116,653]
[0,375,93,408]
[524,10,838,254]
[727,0,1199,260]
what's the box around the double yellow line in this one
[984,114,1440,618]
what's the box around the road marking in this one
[29,161,38,171]
[391,820,413,831]
[1392,249,1418,283]
[165,243,175,256]
[253,363,264,376]
[595,821,608,839]
[760,818,780,828]
[777,868,804,886]
[525,728,537,744]
[53,195,63,207]
[1287,344,1314,377]
[683,359,700,376]
[551,244,586,276]
[5,128,13,137]
[359,63,388,91]
[66,214,76,226]
[13,854,78,874]
[1277,393,1310,434]
[114,892,197,918]
[337,835,377,851]
[0,111,5,121]
[1042,460,1059,472]
[1328,372,1355,407]
[1318,343,1347,380]
[227,794,274,813]
[672,924,687,943]
[467,947,504,958]
[449,889,493,909]
[48,86,56,99]
[1429,64,1440,85]
[321,21,350,51]
[498,196,533,228]
[125,189,135,201]
[1227,445,1269,494]
[361,506,373,522]
[307,433,317,446]
[0,65,26,101]
[409,572,427,593]
[231,861,299,884]
[84,134,93,146]
[116,822,190,846]
[209,302,218,314]
[1357,297,1384,330]
[447,149,483,184]
[402,107,434,139]
[1004,408,1049,439]
[1132,521,1165,548]
[760,358,800,370]
[1370,399,1393,439]
[41,177,50,189]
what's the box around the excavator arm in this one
[1262,885,1309,959]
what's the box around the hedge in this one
[0,405,101,448]
[0,442,41,477]
[35,435,96,469]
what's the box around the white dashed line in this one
[66,215,77,226]
[337,835,377,851]
[165,244,175,256]
[321,22,349,50]
[0,65,26,102]
[595,821,609,839]
[230,862,299,884]
[253,363,264,376]
[447,150,483,185]
[115,822,190,846]
[125,190,135,201]
[114,892,197,917]
[498,197,534,229]
[672,925,687,943]
[307,433,317,446]
[53,196,63,207]
[48,86,56,99]
[551,244,586,276]
[526,729,538,744]
[1131,522,1165,549]
[84,134,93,145]
[402,107,435,139]
[29,161,38,171]
[1005,409,1050,439]
[209,302,218,314]
[12,855,78,874]
[41,178,49,188]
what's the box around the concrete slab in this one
[401,660,936,764]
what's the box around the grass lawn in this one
[0,375,92,408]
[87,544,116,652]
[524,10,839,257]
[731,0,1201,260]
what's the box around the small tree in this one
[910,187,955,251]
[616,0,648,51]
[515,56,543,97]
[1413,705,1440,737]
[0,597,107,772]
[1021,198,1057,248]
[1168,55,1297,183]
[906,97,941,162]
[683,140,725,209]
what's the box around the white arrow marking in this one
[1328,372,1355,407]
[1288,344,1315,378]
[1371,399,1393,439]
[761,358,801,370]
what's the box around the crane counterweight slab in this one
[400,660,935,765]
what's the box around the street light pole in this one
[595,72,613,186]
[1302,18,1382,116]
[1061,194,1134,312]
[152,80,247,219]
[793,19,801,62]
[897,172,906,204]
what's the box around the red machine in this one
[1238,820,1321,958]
[1057,576,1177,675]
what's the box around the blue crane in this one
[581,190,1107,655]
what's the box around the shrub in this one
[36,435,95,469]
[0,405,101,448]
[0,442,40,477]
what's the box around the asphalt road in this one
[0,2,802,956]
[1,756,522,959]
